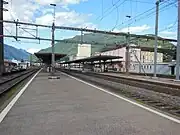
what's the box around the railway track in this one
[0,68,39,95]
[61,69,180,118]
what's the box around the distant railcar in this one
[4,60,17,73]
[18,62,30,70]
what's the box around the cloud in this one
[34,0,88,6]
[36,11,92,26]
[77,22,97,29]
[159,30,177,39]
[159,31,177,35]
[4,0,96,52]
[114,25,151,33]
[27,48,41,54]
[4,0,95,37]
[4,0,39,22]
[4,0,88,23]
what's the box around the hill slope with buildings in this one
[37,33,175,62]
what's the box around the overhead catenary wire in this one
[20,27,37,38]
[4,26,19,41]
[102,0,104,17]
[4,26,13,36]
[130,0,132,16]
[159,17,178,32]
[7,0,16,21]
[116,0,175,28]
[98,0,127,22]
[132,0,178,24]
[96,0,122,21]
[135,0,138,20]
[126,0,155,4]
[115,0,177,30]
[117,1,165,26]
[137,0,178,24]
[111,0,120,31]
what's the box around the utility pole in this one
[176,0,180,80]
[30,54,32,66]
[125,34,130,74]
[81,30,83,44]
[0,0,8,75]
[125,15,131,74]
[51,22,55,74]
[50,3,56,75]
[154,0,160,78]
[0,0,4,75]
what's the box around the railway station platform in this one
[0,70,180,135]
[101,72,180,88]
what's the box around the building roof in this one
[34,52,66,64]
[100,43,174,54]
[61,55,123,64]
[100,43,127,52]
[88,60,122,65]
[4,60,17,65]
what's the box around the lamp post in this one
[176,0,180,80]
[50,3,56,75]
[153,0,159,77]
[154,0,164,77]
[125,15,131,74]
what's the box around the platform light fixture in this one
[50,3,56,75]
[3,0,8,4]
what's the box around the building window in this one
[142,55,145,63]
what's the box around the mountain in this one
[4,44,31,61]
[39,33,127,55]
[37,33,175,62]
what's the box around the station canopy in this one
[89,60,122,65]
[61,55,123,64]
[35,52,66,64]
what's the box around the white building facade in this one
[98,44,171,74]
[67,43,174,75]
[76,44,91,60]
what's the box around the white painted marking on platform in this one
[62,72,180,124]
[0,69,42,123]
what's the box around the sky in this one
[3,0,178,53]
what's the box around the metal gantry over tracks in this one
[0,0,179,79]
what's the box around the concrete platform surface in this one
[101,72,180,87]
[0,72,180,135]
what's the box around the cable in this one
[116,0,173,29]
[20,27,37,38]
[159,17,178,32]
[100,0,126,21]
[135,0,178,24]
[4,26,20,42]
[111,0,120,31]
[112,0,114,5]
[127,0,154,4]
[135,0,137,20]
[4,26,13,35]
[96,0,122,20]
[116,5,157,28]
[165,0,178,8]
[130,0,132,16]
[116,0,177,30]
[132,0,177,23]
[97,0,127,22]
[102,0,104,17]
[7,0,16,21]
